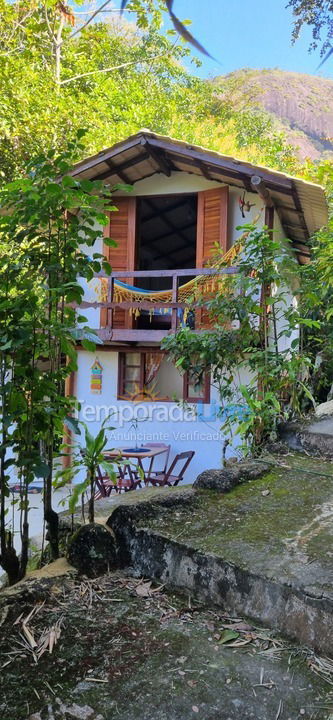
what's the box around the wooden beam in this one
[79,300,186,310]
[77,344,166,353]
[71,135,144,176]
[276,204,303,214]
[94,328,218,343]
[198,161,213,181]
[106,158,130,184]
[141,198,191,223]
[241,174,253,193]
[144,198,193,248]
[251,175,274,208]
[144,143,172,176]
[291,181,309,236]
[141,221,195,250]
[95,266,238,278]
[147,137,294,193]
[90,151,150,182]
[251,175,301,248]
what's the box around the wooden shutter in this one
[196,187,228,327]
[196,186,229,266]
[100,197,136,329]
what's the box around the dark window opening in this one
[135,194,197,330]
[137,194,197,290]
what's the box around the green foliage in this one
[294,162,333,403]
[0,0,307,183]
[163,226,310,452]
[0,132,115,582]
[288,0,333,58]
[57,418,117,524]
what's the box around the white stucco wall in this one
[74,350,252,483]
[72,170,297,485]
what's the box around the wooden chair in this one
[146,450,195,487]
[94,464,115,500]
[141,443,171,484]
[94,462,140,499]
[116,463,142,493]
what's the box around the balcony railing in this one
[79,266,238,342]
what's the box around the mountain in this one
[213,69,333,161]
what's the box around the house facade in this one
[69,130,327,480]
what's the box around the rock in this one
[67,523,118,578]
[64,704,96,719]
[224,456,239,466]
[315,400,333,418]
[263,441,289,455]
[194,461,270,492]
[45,516,81,558]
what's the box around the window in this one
[118,352,210,403]
[183,371,210,404]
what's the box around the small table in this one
[103,446,168,490]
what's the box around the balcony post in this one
[109,276,114,329]
[171,274,179,331]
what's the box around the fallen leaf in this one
[22,624,37,649]
[218,630,240,645]
[224,638,252,648]
[262,489,270,497]
[85,678,108,683]
[192,706,199,713]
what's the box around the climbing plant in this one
[163,225,316,452]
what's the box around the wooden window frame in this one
[183,371,211,404]
[118,352,144,400]
[118,350,210,404]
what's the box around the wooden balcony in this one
[80,267,238,343]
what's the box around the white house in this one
[67,130,327,481]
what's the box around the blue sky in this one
[159,0,333,79]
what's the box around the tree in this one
[288,0,333,61]
[0,132,116,583]
[0,0,307,183]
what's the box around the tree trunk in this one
[44,441,59,559]
[88,470,95,524]
[55,15,64,86]
[0,533,20,586]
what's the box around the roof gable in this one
[72,129,328,251]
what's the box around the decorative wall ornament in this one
[90,358,103,394]
[239,191,256,218]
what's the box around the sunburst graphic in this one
[119,382,161,403]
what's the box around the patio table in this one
[103,445,166,482]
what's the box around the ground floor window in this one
[118,352,210,403]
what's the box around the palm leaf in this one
[120,1,214,59]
